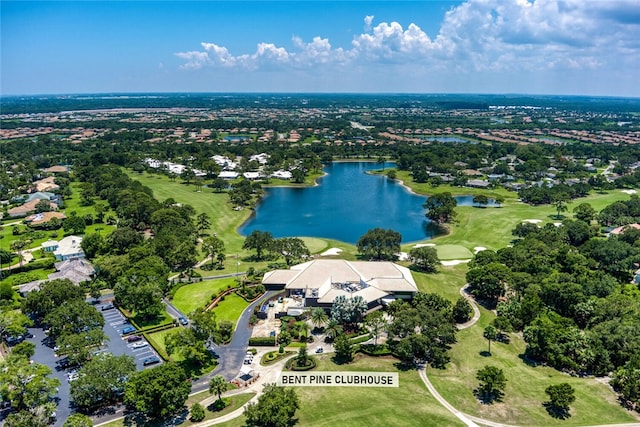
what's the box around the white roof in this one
[264,260,418,305]
[219,171,239,179]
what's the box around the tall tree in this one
[124,363,191,419]
[356,227,401,261]
[333,333,354,363]
[309,307,329,329]
[409,246,440,273]
[273,237,310,266]
[423,192,457,224]
[365,310,387,347]
[243,230,274,260]
[195,212,211,236]
[209,375,230,402]
[70,353,136,410]
[545,383,576,417]
[244,384,299,427]
[483,325,498,355]
[202,235,225,268]
[0,355,60,413]
[475,365,507,403]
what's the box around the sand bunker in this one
[321,248,343,256]
[396,252,409,261]
[474,246,487,254]
[413,243,436,248]
[621,189,638,195]
[523,219,543,224]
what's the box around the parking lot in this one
[98,302,162,369]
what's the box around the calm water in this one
[240,162,490,244]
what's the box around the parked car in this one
[142,356,160,366]
[131,341,148,349]
[121,326,136,335]
[126,335,142,342]
[101,303,115,311]
[315,347,324,354]
[178,316,189,325]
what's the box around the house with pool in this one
[262,259,418,312]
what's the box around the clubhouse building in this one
[262,259,418,311]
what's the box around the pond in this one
[239,162,487,244]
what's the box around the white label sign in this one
[277,371,399,387]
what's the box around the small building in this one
[42,240,59,252]
[24,211,66,227]
[219,171,239,180]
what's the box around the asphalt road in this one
[190,290,277,392]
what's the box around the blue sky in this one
[2,1,639,96]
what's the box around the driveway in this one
[190,291,277,392]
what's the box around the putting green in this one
[435,244,474,260]
[300,237,329,254]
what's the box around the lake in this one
[239,162,484,244]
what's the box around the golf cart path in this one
[457,284,481,330]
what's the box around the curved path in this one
[457,284,481,330]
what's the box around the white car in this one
[131,342,148,349]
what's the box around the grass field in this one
[429,312,640,426]
[216,355,465,427]
[413,264,468,302]
[147,328,183,361]
[172,278,236,315]
[213,293,249,325]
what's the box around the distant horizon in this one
[2,91,639,100]
[3,1,639,97]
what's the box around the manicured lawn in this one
[215,355,464,427]
[213,293,249,325]
[433,244,473,260]
[412,264,468,303]
[172,278,236,315]
[300,237,330,254]
[147,328,183,361]
[429,311,640,426]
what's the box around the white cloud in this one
[174,0,639,77]
[364,15,374,32]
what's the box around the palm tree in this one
[209,375,229,402]
[325,319,343,341]
[483,325,498,355]
[310,307,328,330]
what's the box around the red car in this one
[126,335,142,343]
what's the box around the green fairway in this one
[413,264,468,303]
[172,278,236,315]
[429,312,640,426]
[212,292,249,325]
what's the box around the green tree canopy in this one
[409,246,440,273]
[475,365,507,403]
[244,384,299,427]
[70,353,136,410]
[356,227,401,261]
[423,192,457,224]
[124,363,191,419]
[243,230,274,260]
